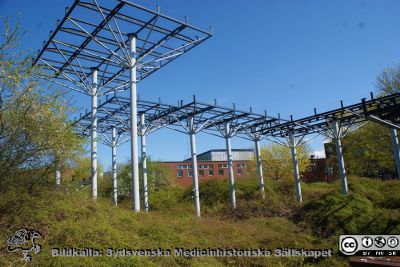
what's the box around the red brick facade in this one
[161,160,251,186]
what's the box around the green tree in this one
[259,143,310,181]
[117,157,172,198]
[331,64,400,178]
[342,122,395,177]
[69,157,103,183]
[0,18,83,193]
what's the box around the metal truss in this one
[256,92,400,138]
[33,0,213,96]
[33,0,213,209]
[73,93,175,140]
[73,94,285,214]
[73,91,400,209]
[74,95,284,138]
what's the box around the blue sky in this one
[2,0,400,170]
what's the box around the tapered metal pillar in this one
[289,132,302,203]
[128,34,140,211]
[140,113,149,211]
[254,139,265,197]
[91,68,98,199]
[111,127,118,206]
[189,116,201,217]
[55,169,61,186]
[332,120,348,194]
[390,128,400,180]
[225,123,236,209]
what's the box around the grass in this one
[0,175,399,266]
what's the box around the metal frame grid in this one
[73,93,175,143]
[73,95,285,139]
[34,0,213,96]
[72,92,400,209]
[257,92,400,138]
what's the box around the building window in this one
[177,170,183,177]
[236,163,247,168]
[199,164,211,169]
[188,170,193,177]
[218,169,224,176]
[237,168,242,175]
[199,170,204,176]
[218,164,228,168]
[209,169,214,176]
[178,165,192,169]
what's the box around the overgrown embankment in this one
[1,176,399,266]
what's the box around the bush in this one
[184,178,260,208]
[295,179,400,237]
[148,187,185,211]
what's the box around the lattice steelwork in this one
[73,94,285,215]
[74,95,284,141]
[34,0,212,95]
[73,92,400,212]
[34,0,212,211]
[258,92,400,138]
[73,94,175,138]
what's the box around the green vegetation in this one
[0,18,83,194]
[116,157,172,200]
[2,175,399,266]
[257,143,310,181]
[2,15,400,267]
[341,122,396,177]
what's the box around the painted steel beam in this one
[91,68,98,199]
[189,116,201,217]
[289,132,302,203]
[390,128,400,180]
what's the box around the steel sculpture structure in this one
[73,92,400,215]
[255,92,400,201]
[74,94,284,216]
[32,0,400,217]
[33,0,213,212]
[73,93,176,209]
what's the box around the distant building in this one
[301,155,333,183]
[187,149,254,162]
[161,149,254,186]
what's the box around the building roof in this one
[184,149,254,162]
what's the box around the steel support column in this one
[140,113,149,211]
[129,34,140,211]
[112,127,118,206]
[332,120,348,194]
[254,139,265,197]
[55,169,61,186]
[289,132,302,203]
[91,68,98,199]
[225,123,236,209]
[189,116,201,217]
[390,128,400,180]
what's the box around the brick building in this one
[301,155,332,183]
[161,149,254,186]
[162,148,337,186]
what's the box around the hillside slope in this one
[1,176,399,266]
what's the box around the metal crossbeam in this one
[73,95,284,139]
[257,93,400,137]
[34,0,213,96]
[74,92,400,143]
